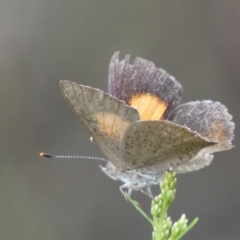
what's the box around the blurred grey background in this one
[1,1,239,240]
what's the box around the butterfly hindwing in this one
[121,120,215,172]
[169,100,235,152]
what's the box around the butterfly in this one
[59,52,235,197]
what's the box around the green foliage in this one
[126,171,198,240]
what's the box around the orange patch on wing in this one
[95,113,132,139]
[209,122,227,145]
[129,93,167,120]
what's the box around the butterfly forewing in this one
[60,80,140,169]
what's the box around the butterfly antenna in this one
[39,152,107,162]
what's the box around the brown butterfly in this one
[59,52,235,197]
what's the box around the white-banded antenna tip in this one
[39,152,106,161]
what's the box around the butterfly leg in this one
[119,184,132,199]
[146,186,154,199]
[139,186,154,199]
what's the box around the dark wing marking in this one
[108,52,183,119]
[60,80,140,169]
